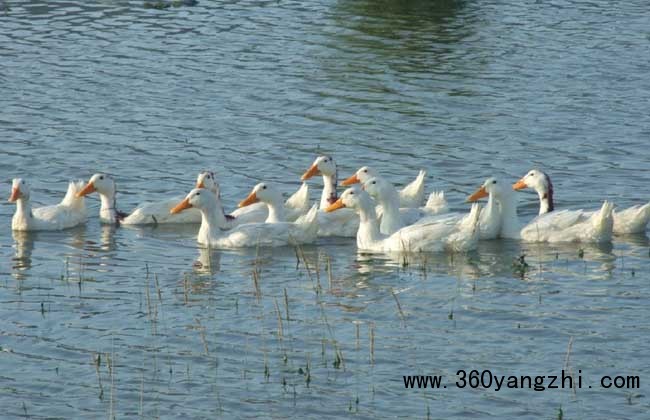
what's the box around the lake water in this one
[1,0,649,418]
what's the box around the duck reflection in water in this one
[194,246,221,275]
[350,238,621,283]
[98,224,118,252]
[12,230,35,278]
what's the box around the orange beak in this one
[301,164,320,181]
[170,198,192,214]
[8,187,20,202]
[512,178,528,191]
[325,198,346,212]
[467,186,488,202]
[341,173,360,186]
[76,182,96,198]
[238,191,259,208]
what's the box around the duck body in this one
[326,188,480,253]
[520,203,614,243]
[200,209,318,248]
[411,180,502,240]
[342,166,427,208]
[316,209,360,237]
[578,204,650,235]
[468,176,614,243]
[171,187,319,248]
[514,169,638,236]
[78,171,230,226]
[610,203,650,234]
[122,196,201,224]
[364,176,449,235]
[9,178,87,231]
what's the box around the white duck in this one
[170,186,319,248]
[468,176,614,243]
[77,171,224,225]
[325,187,481,253]
[9,178,86,231]
[364,176,501,240]
[301,155,359,237]
[513,169,650,235]
[362,176,448,235]
[227,181,311,224]
[341,166,427,208]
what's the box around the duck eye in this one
[196,192,200,196]
[492,180,497,184]
[350,191,354,195]
[262,185,267,189]
[363,169,367,173]
[99,176,104,180]
[21,181,25,184]
[372,181,376,184]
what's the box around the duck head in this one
[513,169,552,194]
[301,155,337,180]
[467,177,508,202]
[238,182,283,208]
[170,188,215,214]
[362,176,391,201]
[8,178,30,202]
[341,166,377,186]
[325,186,368,212]
[195,171,220,195]
[513,169,554,213]
[77,173,116,198]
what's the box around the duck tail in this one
[285,182,310,212]
[61,180,87,211]
[591,200,614,241]
[462,203,482,234]
[425,190,448,214]
[400,169,426,206]
[613,202,650,234]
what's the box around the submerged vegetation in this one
[10,240,637,417]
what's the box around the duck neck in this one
[497,191,521,239]
[13,197,33,227]
[265,198,286,223]
[99,192,119,224]
[356,194,384,248]
[376,185,402,234]
[197,197,226,245]
[536,185,554,215]
[485,193,497,217]
[320,173,338,210]
[217,202,235,229]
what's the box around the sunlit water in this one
[1,0,650,418]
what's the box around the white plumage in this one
[342,166,428,208]
[9,178,87,231]
[170,185,319,248]
[325,188,480,253]
[468,176,615,243]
